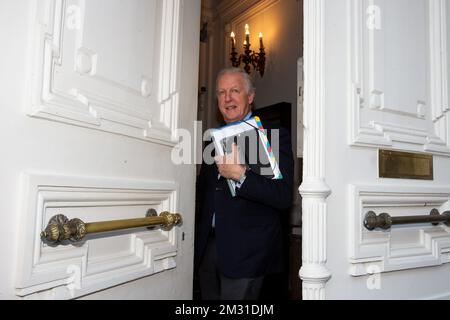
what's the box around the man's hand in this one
[215,143,246,181]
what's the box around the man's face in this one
[216,73,255,124]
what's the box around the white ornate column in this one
[298,0,331,300]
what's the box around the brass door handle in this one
[364,208,450,231]
[41,209,182,245]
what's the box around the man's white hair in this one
[215,67,255,95]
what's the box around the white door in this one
[0,0,200,299]
[301,0,450,299]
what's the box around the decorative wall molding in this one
[29,0,183,146]
[217,0,270,23]
[430,0,450,145]
[221,0,279,66]
[430,0,450,121]
[299,0,332,300]
[447,0,450,117]
[349,184,450,276]
[349,0,450,155]
[224,0,279,24]
[15,173,179,299]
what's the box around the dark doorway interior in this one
[254,102,302,300]
[193,102,302,300]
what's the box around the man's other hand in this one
[215,143,246,181]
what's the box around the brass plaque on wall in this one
[379,150,433,180]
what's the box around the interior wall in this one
[248,1,303,113]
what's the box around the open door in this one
[1,0,200,299]
[301,0,450,299]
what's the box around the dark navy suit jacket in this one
[195,123,294,278]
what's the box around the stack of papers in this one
[211,116,283,196]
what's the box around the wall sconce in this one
[230,24,266,77]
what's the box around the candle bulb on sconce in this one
[230,31,239,66]
[245,24,250,46]
[229,24,266,77]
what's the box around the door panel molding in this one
[349,184,450,276]
[29,0,183,146]
[15,172,179,298]
[349,0,450,155]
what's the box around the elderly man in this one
[195,67,294,300]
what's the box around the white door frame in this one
[299,0,331,300]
